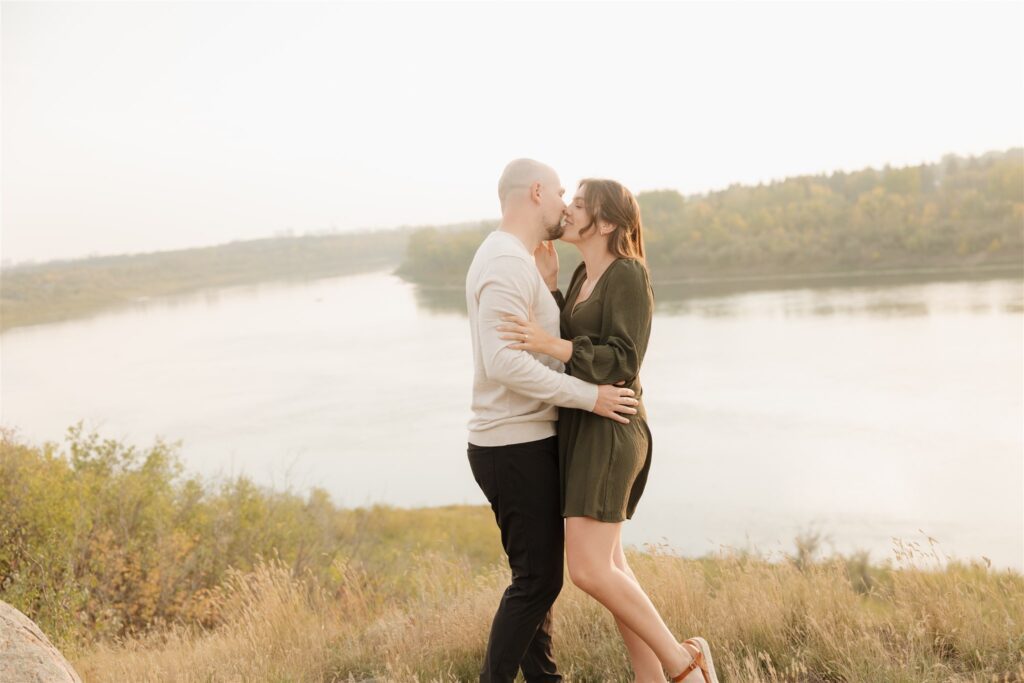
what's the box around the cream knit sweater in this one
[465,229,599,447]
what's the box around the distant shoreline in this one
[412,260,1024,292]
[7,147,1021,331]
[3,253,1020,333]
[0,231,409,332]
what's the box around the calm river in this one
[2,269,1021,570]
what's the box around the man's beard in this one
[545,216,566,240]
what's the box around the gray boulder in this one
[0,600,82,683]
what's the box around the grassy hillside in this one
[1,425,1020,681]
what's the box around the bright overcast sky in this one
[3,1,1022,264]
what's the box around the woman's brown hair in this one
[575,178,646,264]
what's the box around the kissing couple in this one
[464,158,720,683]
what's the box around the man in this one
[465,158,638,682]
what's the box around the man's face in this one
[539,173,567,240]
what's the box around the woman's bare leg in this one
[565,516,696,681]
[611,533,666,682]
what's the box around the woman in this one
[497,179,719,683]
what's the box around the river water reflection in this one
[2,270,1021,570]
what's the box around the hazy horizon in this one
[3,1,1022,266]
[6,145,1019,269]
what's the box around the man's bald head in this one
[497,158,560,211]
[496,158,567,241]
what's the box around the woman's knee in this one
[565,515,622,593]
[566,555,612,594]
[566,561,593,592]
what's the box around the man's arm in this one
[476,256,599,411]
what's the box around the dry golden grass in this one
[8,426,1017,681]
[72,540,1024,683]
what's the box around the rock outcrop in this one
[0,600,82,683]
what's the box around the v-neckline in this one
[570,259,618,316]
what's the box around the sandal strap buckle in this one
[670,641,705,682]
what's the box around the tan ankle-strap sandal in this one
[670,637,719,683]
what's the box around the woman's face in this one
[561,184,597,244]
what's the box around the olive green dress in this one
[552,257,654,522]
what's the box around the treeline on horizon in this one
[3,148,1021,332]
[396,148,1024,288]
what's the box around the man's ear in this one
[530,181,543,204]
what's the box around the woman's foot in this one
[668,639,703,682]
[669,637,718,683]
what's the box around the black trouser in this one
[467,435,564,683]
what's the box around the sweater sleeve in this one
[476,256,599,411]
[566,259,653,386]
